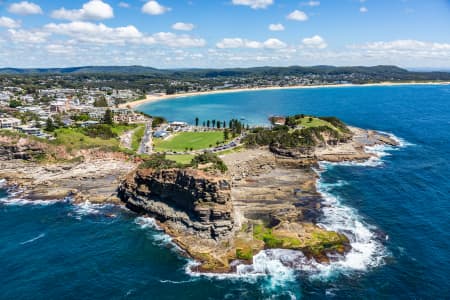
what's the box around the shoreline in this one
[120,81,450,109]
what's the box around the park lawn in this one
[297,117,340,132]
[154,131,226,152]
[52,127,120,150]
[166,154,195,165]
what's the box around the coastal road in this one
[138,119,153,155]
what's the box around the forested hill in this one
[1,65,450,81]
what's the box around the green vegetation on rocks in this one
[191,152,228,173]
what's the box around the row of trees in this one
[194,117,248,133]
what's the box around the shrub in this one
[191,152,228,173]
[139,153,180,169]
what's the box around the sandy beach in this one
[120,81,450,109]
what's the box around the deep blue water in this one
[2,85,450,299]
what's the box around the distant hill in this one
[1,65,449,81]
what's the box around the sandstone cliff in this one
[119,168,235,240]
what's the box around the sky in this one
[0,0,449,69]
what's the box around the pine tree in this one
[195,117,199,126]
[103,109,114,125]
[45,118,55,132]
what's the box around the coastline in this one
[121,81,450,109]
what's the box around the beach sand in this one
[119,81,450,109]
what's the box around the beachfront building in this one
[0,117,21,129]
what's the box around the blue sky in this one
[0,0,449,68]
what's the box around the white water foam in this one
[134,216,175,247]
[71,201,115,220]
[310,174,388,279]
[0,196,61,206]
[20,233,46,245]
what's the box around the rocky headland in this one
[0,119,399,274]
[117,125,398,272]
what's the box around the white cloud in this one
[302,35,327,49]
[142,1,170,15]
[8,29,49,43]
[172,22,195,31]
[8,1,42,15]
[216,37,286,49]
[118,2,130,8]
[287,10,308,21]
[216,38,256,49]
[143,32,206,47]
[44,21,205,48]
[45,21,142,44]
[269,23,284,31]
[360,6,368,13]
[263,38,286,49]
[351,39,450,51]
[0,16,21,28]
[302,1,320,6]
[231,0,273,9]
[46,44,74,54]
[51,0,114,21]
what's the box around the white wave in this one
[310,176,388,279]
[72,201,114,220]
[135,216,160,230]
[134,216,176,248]
[0,197,61,206]
[159,278,198,285]
[377,131,414,148]
[0,179,6,187]
[20,233,45,245]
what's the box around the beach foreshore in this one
[120,81,450,109]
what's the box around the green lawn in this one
[297,117,340,132]
[52,128,120,150]
[166,154,195,164]
[154,131,226,152]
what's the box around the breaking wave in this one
[71,201,117,220]
[134,216,175,247]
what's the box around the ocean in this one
[1,84,450,299]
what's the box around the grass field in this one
[166,154,195,164]
[52,128,120,150]
[297,117,340,132]
[154,131,226,152]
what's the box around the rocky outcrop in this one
[0,136,46,160]
[118,168,234,241]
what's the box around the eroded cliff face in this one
[0,136,46,160]
[118,168,235,241]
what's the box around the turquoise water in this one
[2,85,450,299]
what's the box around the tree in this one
[212,120,216,128]
[207,120,210,128]
[223,129,229,141]
[308,117,313,122]
[195,117,199,127]
[9,99,22,108]
[45,118,55,132]
[93,97,108,107]
[217,122,221,129]
[223,121,226,128]
[202,121,206,127]
[103,109,114,125]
